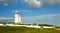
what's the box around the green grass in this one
[0,26,60,33]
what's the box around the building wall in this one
[43,26,53,28]
[0,24,4,25]
[15,14,19,23]
[6,24,14,25]
[14,11,22,24]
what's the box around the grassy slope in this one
[0,26,60,33]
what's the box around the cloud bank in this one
[22,13,60,26]
[0,17,13,20]
[21,0,60,8]
[0,17,14,22]
[0,0,18,6]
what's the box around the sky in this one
[0,0,60,27]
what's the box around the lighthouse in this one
[14,11,22,25]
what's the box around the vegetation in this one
[0,26,60,33]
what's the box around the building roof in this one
[56,27,60,28]
[7,22,14,24]
[38,24,54,26]
[0,22,5,24]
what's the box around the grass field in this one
[0,26,60,33]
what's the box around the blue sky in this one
[0,0,60,26]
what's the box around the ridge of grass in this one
[0,26,60,33]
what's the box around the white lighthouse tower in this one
[14,11,22,25]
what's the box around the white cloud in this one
[0,0,18,6]
[4,3,8,6]
[0,17,13,20]
[24,0,42,8]
[21,0,60,8]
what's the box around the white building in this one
[0,22,4,26]
[25,23,41,28]
[43,26,54,28]
[14,11,22,25]
[6,22,14,25]
[38,24,55,28]
[42,25,55,28]
[26,25,41,28]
